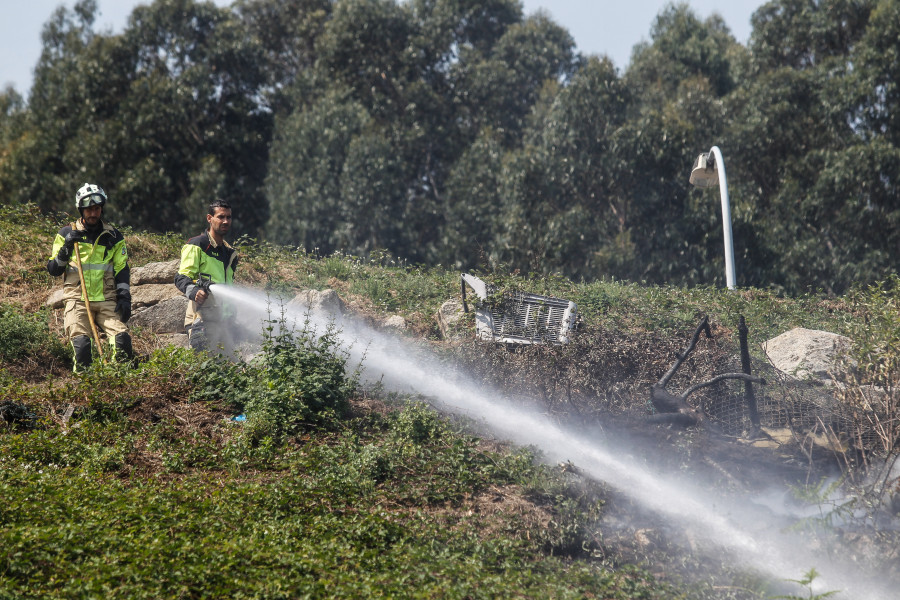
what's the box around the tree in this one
[748,0,872,72]
[265,87,370,252]
[450,12,577,145]
[491,57,628,278]
[2,0,272,237]
[1,0,101,213]
[627,3,738,102]
[0,87,30,205]
[234,0,332,114]
[724,0,882,292]
[850,0,900,146]
[779,141,900,294]
[440,128,505,269]
[266,0,578,263]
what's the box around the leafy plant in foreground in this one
[771,568,838,599]
[189,316,357,443]
[0,302,67,363]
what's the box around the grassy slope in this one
[0,203,889,599]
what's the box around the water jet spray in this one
[205,283,892,599]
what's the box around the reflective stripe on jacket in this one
[174,230,238,327]
[48,221,129,303]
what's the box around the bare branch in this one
[658,316,711,388]
[680,373,766,401]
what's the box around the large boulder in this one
[43,259,181,310]
[762,327,852,383]
[131,259,180,285]
[133,283,182,308]
[130,296,188,334]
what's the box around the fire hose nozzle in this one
[196,273,215,295]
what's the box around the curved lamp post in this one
[689,146,736,290]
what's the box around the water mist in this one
[208,283,891,599]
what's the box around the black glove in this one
[115,295,132,323]
[57,230,85,262]
[63,229,85,250]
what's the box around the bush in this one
[840,275,900,458]
[189,318,357,442]
[0,302,67,363]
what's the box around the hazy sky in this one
[2,1,766,96]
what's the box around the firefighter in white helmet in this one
[47,183,133,371]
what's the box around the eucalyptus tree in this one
[626,3,737,105]
[493,57,630,279]
[234,0,333,114]
[5,0,272,236]
[440,128,505,269]
[266,87,375,254]
[851,0,900,145]
[448,11,578,146]
[725,0,885,293]
[0,1,101,213]
[0,87,29,205]
[266,0,420,256]
[548,2,740,286]
[109,0,272,235]
[265,0,578,264]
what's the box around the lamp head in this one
[689,152,719,188]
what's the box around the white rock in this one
[762,327,852,383]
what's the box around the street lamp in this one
[689,146,736,289]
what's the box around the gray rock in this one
[130,296,188,334]
[436,299,465,340]
[44,259,181,310]
[133,283,182,308]
[383,315,406,330]
[131,259,180,285]
[45,283,181,310]
[45,288,65,309]
[762,327,852,383]
[154,333,190,349]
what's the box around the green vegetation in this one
[191,317,357,442]
[772,569,838,600]
[0,303,67,364]
[3,1,900,595]
[2,206,899,599]
[2,0,899,295]
[0,343,673,599]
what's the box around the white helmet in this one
[75,183,107,210]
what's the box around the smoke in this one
[208,283,891,599]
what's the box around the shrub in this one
[245,321,355,439]
[0,303,67,363]
[190,318,357,442]
[840,275,900,458]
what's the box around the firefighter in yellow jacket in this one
[174,199,238,355]
[47,183,132,371]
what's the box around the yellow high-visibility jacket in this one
[47,220,130,302]
[174,230,238,327]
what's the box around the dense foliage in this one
[3,205,900,598]
[0,323,673,599]
[2,0,899,296]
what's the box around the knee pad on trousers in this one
[114,332,134,362]
[72,335,92,372]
